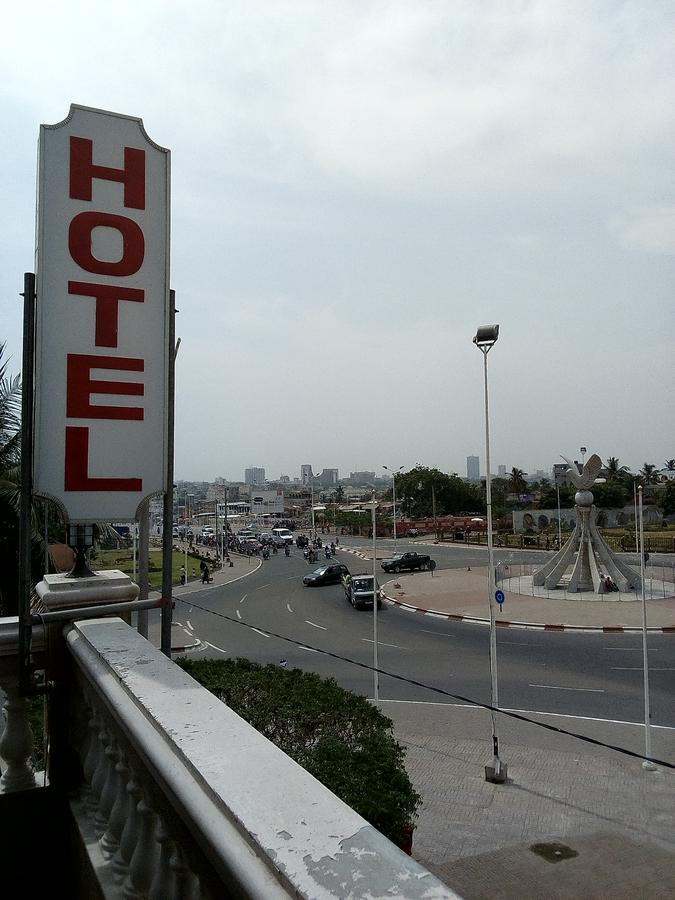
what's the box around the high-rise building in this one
[498,464,507,478]
[318,468,339,487]
[244,466,266,486]
[466,455,480,482]
[300,464,314,485]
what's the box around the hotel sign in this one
[34,104,170,522]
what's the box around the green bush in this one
[176,657,421,844]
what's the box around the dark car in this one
[303,563,350,586]
[380,551,433,574]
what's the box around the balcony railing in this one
[1,614,458,899]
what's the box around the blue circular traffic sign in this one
[495,590,505,605]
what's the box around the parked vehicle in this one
[380,552,433,574]
[344,574,382,610]
[303,563,350,587]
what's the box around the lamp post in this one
[383,465,404,541]
[364,493,380,701]
[473,323,507,784]
[307,467,321,539]
[638,485,657,771]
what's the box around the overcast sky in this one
[1,1,673,483]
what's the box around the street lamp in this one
[638,485,657,771]
[473,323,507,784]
[383,465,404,541]
[307,467,321,538]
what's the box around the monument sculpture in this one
[533,453,642,596]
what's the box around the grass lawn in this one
[92,547,212,588]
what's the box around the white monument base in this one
[36,570,139,611]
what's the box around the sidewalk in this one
[340,546,675,632]
[385,701,675,899]
[147,552,262,651]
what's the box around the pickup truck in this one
[380,552,433,574]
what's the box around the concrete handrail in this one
[66,617,458,899]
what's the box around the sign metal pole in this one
[18,273,37,693]
[160,290,176,657]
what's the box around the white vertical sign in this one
[34,104,170,522]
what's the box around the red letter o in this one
[69,212,145,276]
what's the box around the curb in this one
[381,591,675,634]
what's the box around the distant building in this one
[318,468,339,487]
[245,467,266,486]
[349,471,376,484]
[498,465,507,478]
[300,464,314,485]
[466,456,480,482]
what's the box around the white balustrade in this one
[63,617,457,899]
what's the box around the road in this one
[171,537,675,729]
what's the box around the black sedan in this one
[303,563,350,586]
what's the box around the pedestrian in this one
[180,565,186,586]
[201,564,210,584]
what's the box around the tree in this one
[640,463,659,485]
[176,658,421,844]
[665,459,675,472]
[603,457,631,483]
[395,466,483,519]
[509,468,527,496]
[0,343,61,616]
[662,481,675,516]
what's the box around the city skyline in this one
[0,3,673,483]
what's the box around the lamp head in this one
[473,324,500,348]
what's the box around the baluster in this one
[88,721,110,816]
[80,707,99,798]
[0,679,37,793]
[113,769,142,882]
[100,750,129,857]
[95,736,120,837]
[123,793,159,899]
[149,816,177,900]
[167,844,202,900]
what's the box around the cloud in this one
[608,206,675,255]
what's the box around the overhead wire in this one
[175,594,675,771]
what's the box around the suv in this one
[380,552,433,574]
[344,574,382,610]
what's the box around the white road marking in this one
[419,629,455,638]
[300,646,318,653]
[186,620,193,632]
[204,641,228,654]
[256,583,272,590]
[603,647,661,651]
[362,639,408,650]
[251,628,271,639]
[612,667,675,671]
[286,603,294,614]
[529,683,605,693]
[236,609,242,620]
[377,698,675,730]
[305,620,327,630]
[239,594,247,604]
[500,641,539,646]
